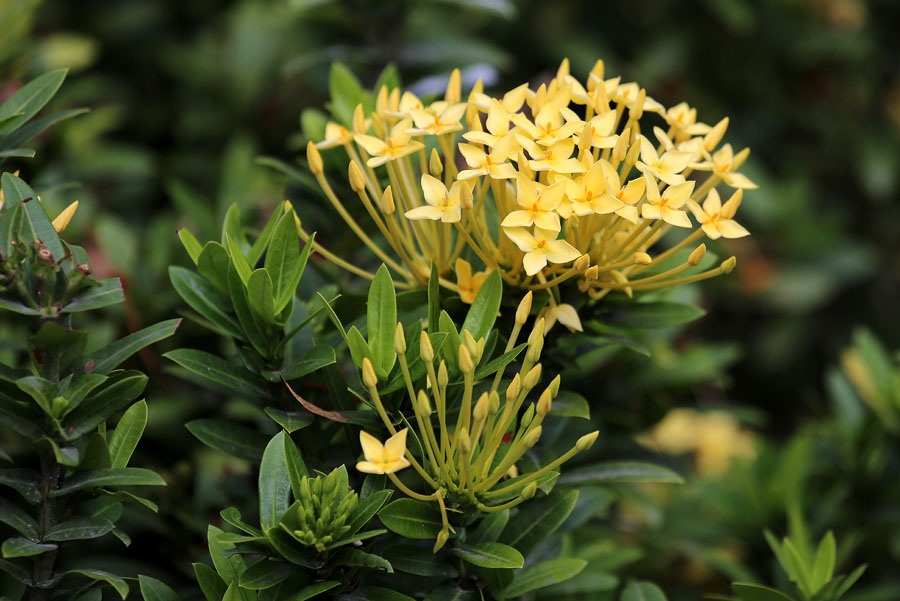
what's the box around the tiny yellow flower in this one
[566,160,624,217]
[518,137,586,175]
[641,175,694,228]
[599,159,645,223]
[470,82,529,113]
[575,111,618,149]
[385,90,426,119]
[504,226,581,276]
[354,119,425,167]
[463,99,511,147]
[405,174,464,223]
[612,82,665,113]
[51,201,79,233]
[455,258,491,304]
[501,175,565,231]
[698,144,758,189]
[539,303,583,333]
[407,102,467,136]
[688,189,750,240]
[664,102,711,136]
[315,121,354,149]
[635,135,693,186]
[513,103,583,146]
[457,136,518,180]
[357,428,411,475]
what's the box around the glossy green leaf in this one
[452,542,524,569]
[283,433,308,498]
[501,489,578,557]
[468,509,509,544]
[462,270,502,342]
[0,69,67,135]
[208,525,246,587]
[329,62,367,125]
[336,548,393,572]
[193,562,227,601]
[169,266,242,339]
[506,558,587,597]
[178,228,203,264]
[108,400,147,468]
[186,419,269,462]
[473,343,526,380]
[139,575,181,601]
[239,560,293,590]
[81,319,181,376]
[277,345,336,381]
[247,201,284,266]
[285,580,339,601]
[164,349,269,398]
[265,209,300,312]
[65,569,129,599]
[227,263,270,357]
[247,268,275,323]
[438,310,461,370]
[263,408,313,433]
[0,108,88,161]
[45,517,115,541]
[368,264,397,375]
[2,173,65,258]
[51,468,165,497]
[346,489,391,536]
[197,241,232,293]
[378,499,443,539]
[1,537,56,558]
[558,462,683,486]
[62,278,125,313]
[383,544,458,577]
[811,531,836,590]
[259,432,291,531]
[0,497,38,538]
[226,232,252,287]
[61,371,148,439]
[731,583,798,601]
[0,469,41,503]
[549,391,590,419]
[37,437,80,467]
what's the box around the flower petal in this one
[359,431,384,463]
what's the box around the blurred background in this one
[1,0,898,599]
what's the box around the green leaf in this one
[37,437,80,467]
[169,266,242,339]
[0,469,40,503]
[1,537,56,558]
[811,531,836,591]
[378,499,443,539]
[0,387,42,439]
[62,278,125,313]
[283,434,308,499]
[2,173,63,258]
[501,490,579,557]
[139,575,181,601]
[382,544,458,577]
[239,560,293,590]
[427,262,440,335]
[347,489,392,535]
[468,509,509,544]
[0,197,23,257]
[226,232,253,287]
[731,583,798,601]
[228,263,271,357]
[0,108,88,161]
[285,581,339,601]
[438,311,461,370]
[65,569,129,599]
[259,432,291,531]
[197,241,232,294]
[549,391,590,419]
[51,468,165,497]
[559,462,683,485]
[220,507,262,537]
[265,209,300,313]
[505,558,587,597]
[277,345,336,381]
[61,371,148,439]
[186,419,270,462]
[108,400,147,468]
[247,202,285,266]
[193,562,227,601]
[462,270,502,342]
[178,229,203,264]
[599,301,705,329]
[263,408,312,433]
[276,231,315,315]
[0,497,39,538]
[45,517,114,541]
[621,581,668,601]
[473,343,526,380]
[0,69,67,135]
[368,264,398,375]
[346,325,374,371]
[329,62,367,126]
[16,376,55,416]
[81,319,181,376]
[208,525,246,587]
[247,268,275,323]
[452,542,524,569]
[336,548,393,573]
[164,349,269,399]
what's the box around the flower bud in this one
[612,128,631,163]
[371,112,387,138]
[583,265,599,281]
[420,330,434,362]
[506,374,521,404]
[51,201,78,234]
[633,252,652,265]
[394,323,407,354]
[437,360,448,389]
[536,388,552,417]
[515,291,533,325]
[523,364,542,391]
[488,391,500,414]
[629,88,646,121]
[417,389,432,415]
[361,357,378,388]
[348,161,367,193]
[459,181,474,209]
[445,68,461,104]
[721,256,737,274]
[576,430,600,452]
[457,427,471,455]
[463,330,478,357]
[573,254,590,273]
[548,375,561,398]
[51,396,68,418]
[433,528,449,553]
[506,464,519,479]
[473,392,489,421]
[429,148,443,178]
[459,344,475,374]
[382,186,395,215]
[520,482,538,501]
[688,243,707,266]
[353,103,367,134]
[306,141,324,175]
[523,426,542,449]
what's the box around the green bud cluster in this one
[280,468,358,553]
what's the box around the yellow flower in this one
[598,159,644,223]
[664,102,711,137]
[405,174,464,223]
[354,118,424,167]
[539,303,583,333]
[576,111,618,149]
[407,102,467,136]
[696,144,758,189]
[641,175,694,228]
[566,160,624,217]
[518,137,586,175]
[357,428,411,474]
[385,90,426,119]
[501,175,565,231]
[470,82,529,113]
[457,136,518,180]
[315,121,354,149]
[513,103,583,146]
[635,135,693,186]
[51,201,79,233]
[455,258,491,304]
[688,189,750,240]
[504,226,581,276]
[463,99,511,147]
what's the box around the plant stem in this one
[30,450,60,601]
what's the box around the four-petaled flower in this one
[688,189,750,240]
[408,102,467,136]
[504,226,582,276]
[406,174,465,223]
[355,119,425,167]
[457,135,518,180]
[518,137,586,175]
[635,135,693,186]
[455,258,491,304]
[566,160,624,217]
[501,175,565,231]
[513,102,583,146]
[693,144,758,189]
[316,121,354,149]
[641,175,695,228]
[357,428,411,474]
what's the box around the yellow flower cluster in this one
[304,59,753,315]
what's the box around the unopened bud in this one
[688,243,707,266]
[578,122,593,152]
[612,128,631,162]
[51,201,79,233]
[381,186,395,215]
[584,265,599,281]
[457,427,471,454]
[519,404,535,429]
[473,393,489,421]
[515,291,533,325]
[576,430,599,451]
[523,426,542,449]
[629,88,646,120]
[459,344,475,374]
[463,330,478,357]
[506,464,519,479]
[523,364,542,390]
[51,396,68,417]
[417,389,432,415]
[393,322,406,354]
[371,112,386,138]
[352,104,367,134]
[361,357,378,388]
[520,482,537,501]
[633,252,652,265]
[704,117,729,151]
[536,388,552,417]
[420,330,434,362]
[437,360,448,389]
[488,391,500,414]
[429,148,443,177]
[348,161,367,193]
[721,256,737,274]
[445,68,461,104]
[506,374,521,404]
[548,375,561,398]
[573,254,590,273]
[459,181,474,209]
[306,141,324,175]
